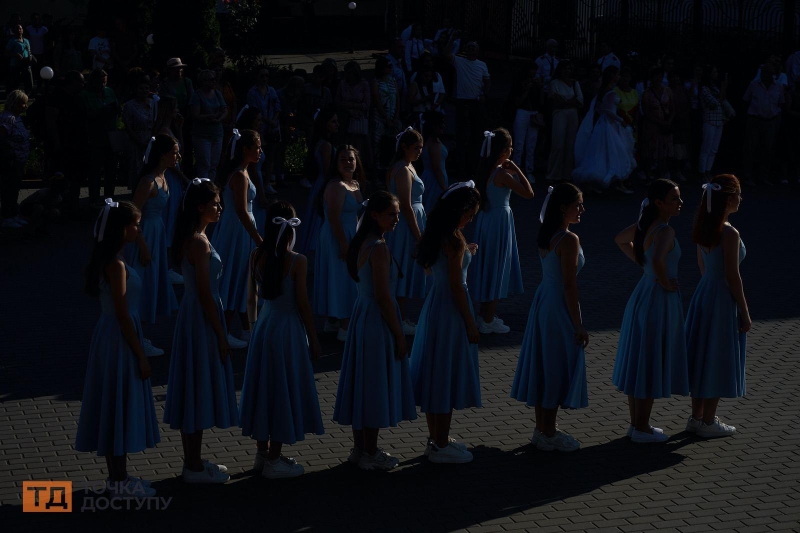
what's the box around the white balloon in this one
[348,2,357,9]
[146,34,154,45]
[40,66,54,80]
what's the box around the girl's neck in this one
[558,222,570,233]
[153,163,168,177]
[656,213,671,225]
[195,224,209,236]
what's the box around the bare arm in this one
[107,260,149,380]
[558,233,588,347]
[614,223,638,264]
[429,141,447,191]
[324,182,349,260]
[230,171,264,246]
[292,254,322,358]
[445,243,480,343]
[370,244,407,358]
[722,226,751,332]
[190,236,230,362]
[391,167,422,241]
[495,164,534,199]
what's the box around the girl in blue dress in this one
[235,106,270,235]
[299,107,339,254]
[613,179,689,443]
[333,191,417,471]
[211,129,264,350]
[76,200,159,498]
[411,182,482,464]
[386,127,427,334]
[164,179,238,484]
[127,134,180,357]
[313,145,365,341]
[240,201,325,479]
[511,183,588,452]
[685,174,750,438]
[470,128,534,334]
[419,111,448,214]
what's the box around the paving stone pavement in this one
[1,178,799,532]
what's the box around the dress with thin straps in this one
[386,164,427,298]
[511,231,588,409]
[333,240,417,429]
[612,224,690,399]
[240,253,325,442]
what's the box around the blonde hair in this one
[6,90,28,114]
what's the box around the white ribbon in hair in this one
[637,198,650,229]
[539,186,554,223]
[702,182,722,213]
[272,216,301,256]
[355,199,370,231]
[183,177,211,209]
[142,136,156,163]
[235,104,250,123]
[230,128,242,160]
[480,130,496,158]
[313,108,321,121]
[151,94,160,122]
[441,180,475,199]
[93,198,119,242]
[395,126,415,152]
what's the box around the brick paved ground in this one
[1,178,799,533]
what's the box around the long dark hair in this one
[315,144,367,218]
[634,178,679,265]
[171,179,220,264]
[418,185,481,269]
[537,183,582,250]
[304,106,337,181]
[346,191,399,282]
[84,201,140,296]
[693,174,740,248]
[139,134,178,177]
[218,129,260,189]
[253,201,298,300]
[476,127,512,211]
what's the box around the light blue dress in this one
[313,187,360,318]
[612,224,690,399]
[299,142,333,253]
[211,177,257,313]
[685,236,747,398]
[251,151,267,236]
[333,240,417,429]
[420,141,448,213]
[410,249,482,413]
[468,168,524,303]
[126,177,178,323]
[511,231,588,409]
[75,265,161,456]
[164,242,239,433]
[162,168,184,247]
[239,254,325,443]
[387,165,427,298]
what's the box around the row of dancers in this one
[74,126,749,494]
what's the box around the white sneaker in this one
[402,319,417,335]
[536,429,581,452]
[631,428,670,443]
[347,447,363,465]
[423,437,468,456]
[254,451,268,472]
[627,425,664,438]
[226,333,248,350]
[182,463,230,484]
[107,477,156,498]
[696,417,736,438]
[262,456,304,479]
[143,338,164,357]
[265,184,278,195]
[203,459,228,473]
[530,427,544,445]
[168,270,184,284]
[428,442,474,463]
[2,218,22,229]
[323,319,340,333]
[300,178,312,189]
[478,317,510,334]
[685,416,702,433]
[124,475,151,488]
[239,330,251,343]
[337,328,348,342]
[358,448,400,471]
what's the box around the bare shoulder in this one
[722,224,740,245]
[189,233,211,256]
[369,241,391,262]
[106,258,126,278]
[291,252,308,271]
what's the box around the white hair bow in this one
[442,180,475,199]
[702,182,722,213]
[272,216,301,256]
[93,198,119,242]
[183,177,211,209]
[355,199,370,231]
[395,126,415,152]
[235,104,250,123]
[230,128,242,160]
[637,198,650,229]
[143,136,156,163]
[313,108,321,121]
[480,130,497,158]
[539,186,554,223]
